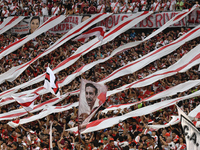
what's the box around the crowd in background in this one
[0,22,199,149]
[0,0,197,17]
[0,1,199,148]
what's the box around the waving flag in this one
[78,79,107,132]
[44,67,60,98]
[73,26,106,42]
[12,94,39,112]
[180,115,200,150]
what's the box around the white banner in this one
[67,89,200,134]
[189,104,200,119]
[0,12,152,98]
[8,102,78,128]
[0,94,68,121]
[0,15,66,60]
[0,16,25,34]
[148,116,180,131]
[44,16,82,34]
[0,13,112,92]
[181,115,200,150]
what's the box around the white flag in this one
[44,67,60,97]
[180,115,200,150]
[12,94,39,112]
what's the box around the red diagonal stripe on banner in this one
[0,36,27,54]
[127,52,200,88]
[86,117,110,128]
[16,13,106,71]
[0,16,19,30]
[0,112,26,119]
[37,15,60,30]
[101,27,200,82]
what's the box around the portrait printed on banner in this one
[78,79,107,126]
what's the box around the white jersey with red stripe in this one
[119,4,127,13]
[132,2,139,12]
[2,10,9,17]
[97,4,105,13]
[167,1,176,11]
[140,0,147,10]
[153,2,160,12]
[126,5,133,13]
[51,6,60,16]
[162,2,168,11]
[111,2,119,13]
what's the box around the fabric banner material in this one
[189,104,200,119]
[78,79,107,132]
[0,13,112,97]
[7,102,78,128]
[12,94,39,112]
[148,116,180,131]
[44,67,60,98]
[105,42,200,97]
[0,94,68,121]
[102,80,200,113]
[0,12,151,98]
[72,26,106,42]
[181,115,200,150]
[0,16,25,34]
[0,15,66,60]
[80,89,200,134]
[99,23,200,85]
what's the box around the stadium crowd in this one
[0,0,197,17]
[0,0,199,149]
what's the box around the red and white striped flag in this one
[44,67,60,98]
[12,94,39,112]
[73,26,106,43]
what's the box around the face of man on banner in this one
[78,79,107,126]
[85,83,98,110]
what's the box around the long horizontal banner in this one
[0,13,112,86]
[8,102,79,128]
[3,8,199,35]
[0,15,66,60]
[0,11,152,99]
[0,16,25,34]
[81,89,200,134]
[0,94,69,121]
[102,80,200,113]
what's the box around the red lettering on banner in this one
[70,24,73,29]
[57,24,61,31]
[188,12,195,23]
[72,17,75,23]
[107,16,113,28]
[140,20,147,27]
[147,15,153,27]
[121,15,128,21]
[114,15,120,26]
[75,17,78,24]
[174,12,181,26]
[195,10,200,23]
[66,24,69,30]
[62,24,65,30]
[156,14,163,27]
[100,19,106,26]
[163,13,166,24]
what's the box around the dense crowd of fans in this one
[0,0,197,17]
[0,23,199,149]
[0,2,199,149]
